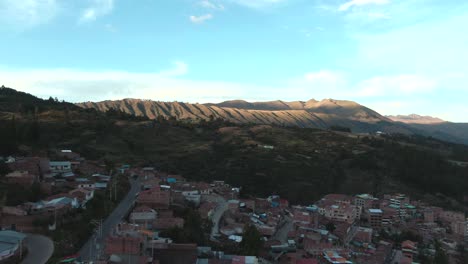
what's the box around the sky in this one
[0,0,467,122]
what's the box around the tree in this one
[0,162,11,176]
[239,224,263,256]
[456,244,468,264]
[326,222,336,232]
[434,241,449,264]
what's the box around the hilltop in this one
[77,98,468,145]
[1,87,468,207]
[387,114,445,124]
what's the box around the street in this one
[207,195,228,240]
[21,234,54,264]
[78,177,140,261]
[271,216,293,243]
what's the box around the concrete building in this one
[49,161,72,173]
[368,209,383,229]
[130,206,157,228]
[323,204,357,224]
[424,209,435,223]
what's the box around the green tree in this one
[456,244,468,264]
[434,241,449,264]
[326,222,336,232]
[0,162,11,176]
[239,224,263,256]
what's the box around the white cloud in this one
[199,0,225,10]
[339,0,390,12]
[79,0,114,23]
[356,74,437,97]
[104,23,117,32]
[304,71,344,84]
[157,61,189,77]
[0,63,270,103]
[229,0,287,9]
[189,14,213,23]
[0,0,60,29]
[1,65,466,121]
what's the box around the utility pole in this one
[114,181,117,201]
[19,238,22,260]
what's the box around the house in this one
[322,250,352,264]
[1,206,27,216]
[130,206,157,228]
[354,194,378,213]
[198,202,217,220]
[182,191,201,206]
[78,183,95,189]
[69,188,94,207]
[4,171,36,186]
[439,210,465,223]
[41,194,80,212]
[49,161,72,174]
[232,256,259,264]
[220,224,245,236]
[105,236,143,256]
[153,217,184,230]
[0,230,27,261]
[149,243,197,264]
[94,182,108,189]
[352,227,373,243]
[293,210,312,225]
[137,186,171,210]
[192,182,213,195]
[322,204,357,224]
[401,240,417,262]
[58,150,80,160]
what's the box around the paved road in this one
[209,196,228,240]
[21,234,54,264]
[78,178,140,261]
[271,216,293,243]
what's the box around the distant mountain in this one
[387,114,445,124]
[76,98,468,145]
[78,98,410,133]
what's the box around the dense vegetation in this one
[1,87,468,208]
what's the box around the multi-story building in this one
[451,221,467,237]
[354,194,378,210]
[323,204,357,224]
[368,209,383,229]
[424,209,435,223]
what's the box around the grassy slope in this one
[1,87,468,207]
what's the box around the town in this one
[1,150,467,264]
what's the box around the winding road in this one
[209,195,228,240]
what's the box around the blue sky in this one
[0,0,467,121]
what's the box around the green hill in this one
[1,87,468,207]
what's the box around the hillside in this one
[77,98,411,133]
[78,98,468,145]
[387,114,445,124]
[2,87,468,207]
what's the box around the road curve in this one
[21,234,54,264]
[210,197,228,240]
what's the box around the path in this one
[21,234,54,264]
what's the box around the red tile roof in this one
[105,236,143,255]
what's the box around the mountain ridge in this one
[76,98,468,145]
[78,98,396,130]
[387,114,446,124]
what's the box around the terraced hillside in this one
[78,99,411,134]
